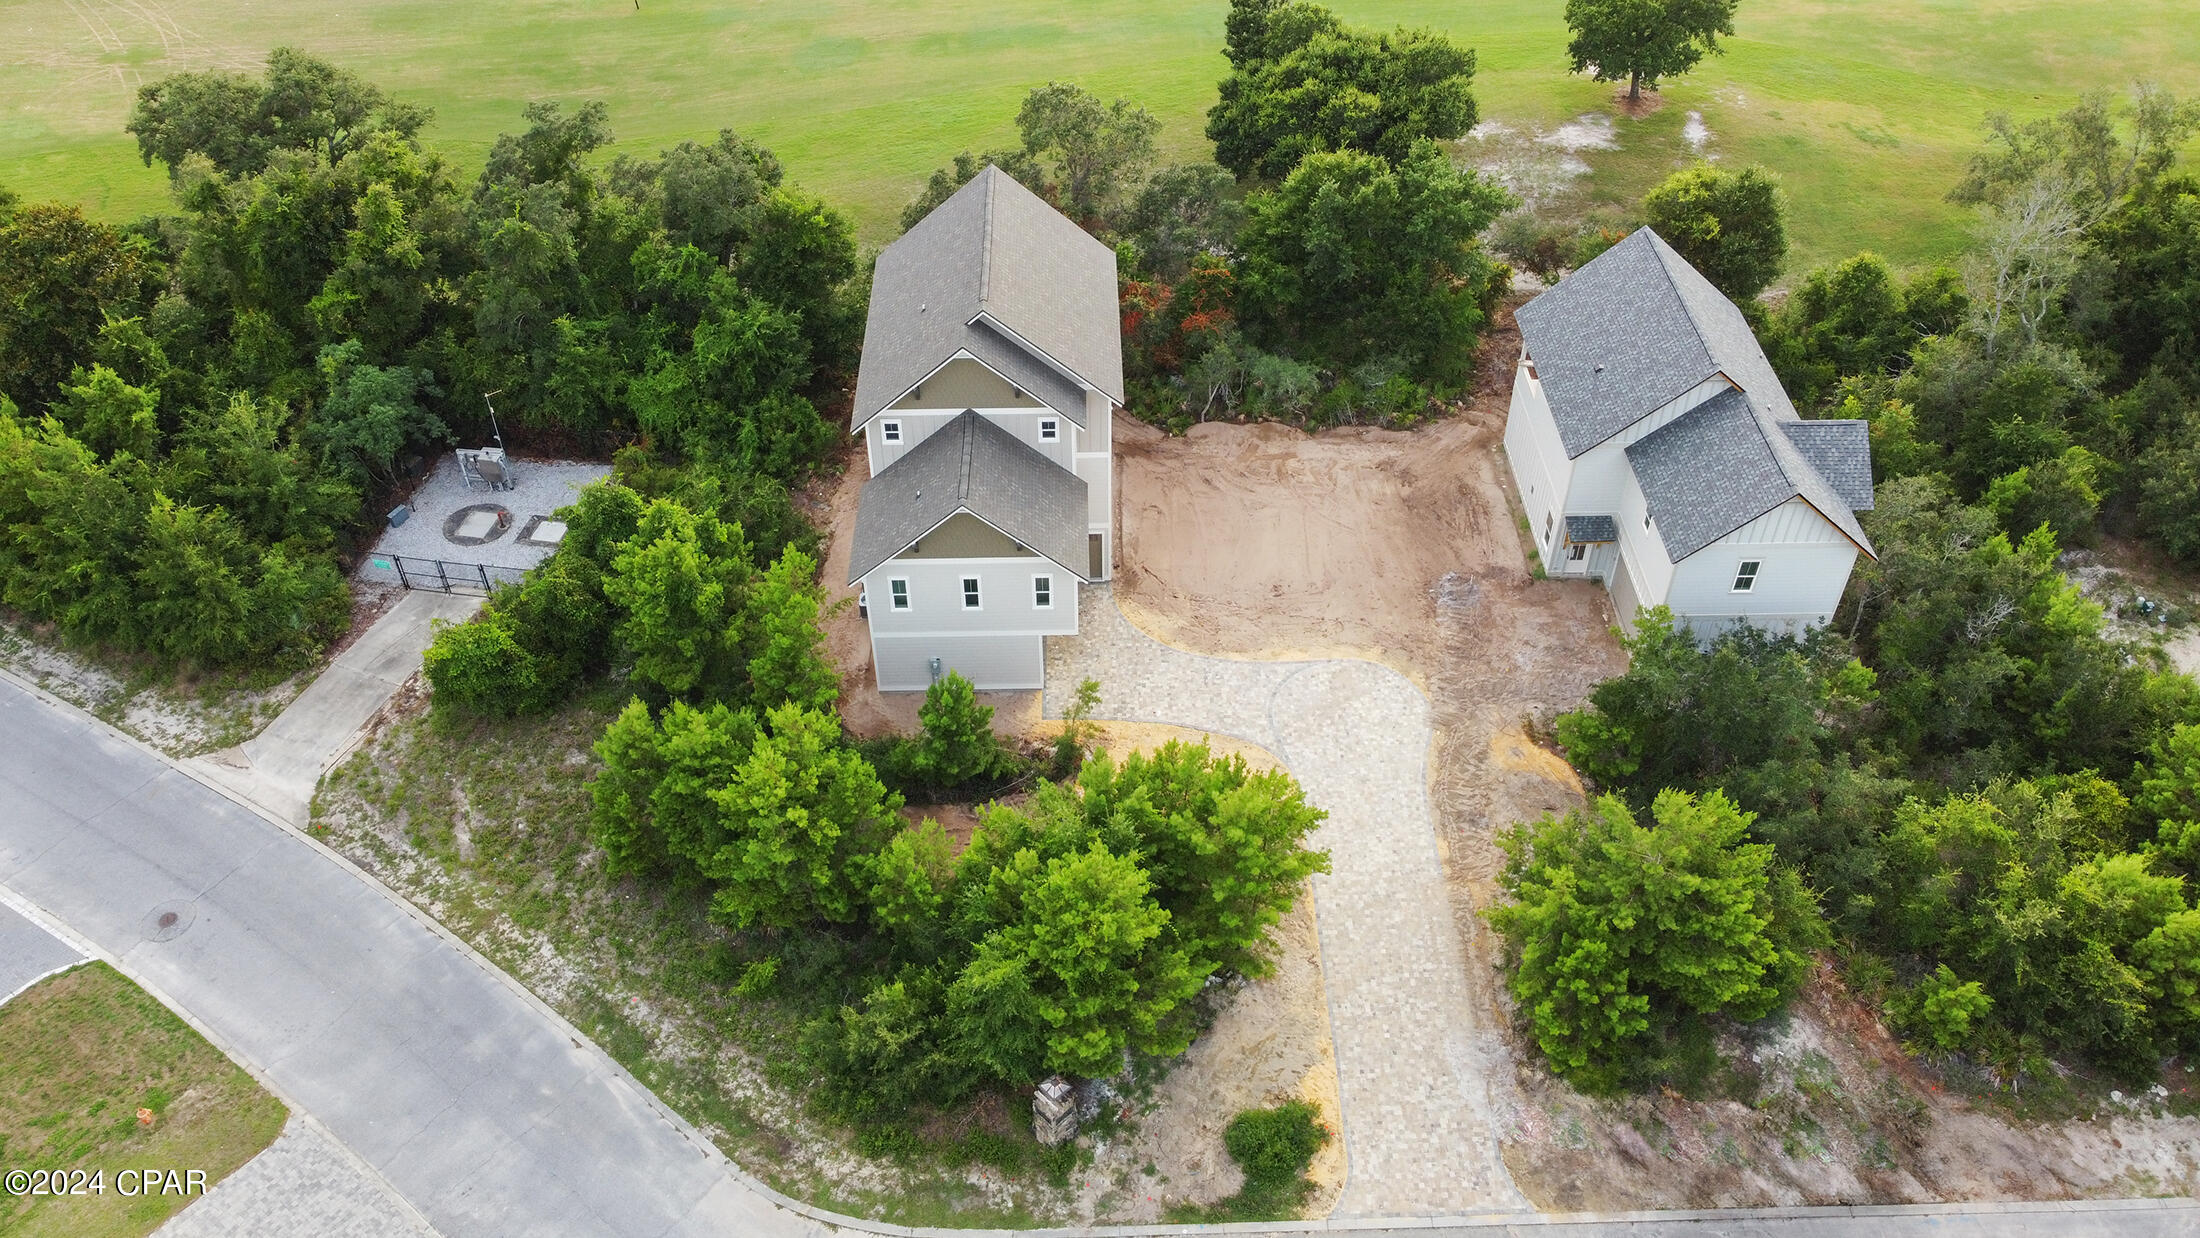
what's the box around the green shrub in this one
[1223,1100,1327,1187]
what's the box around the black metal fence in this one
[364,554,527,595]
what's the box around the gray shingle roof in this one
[1625,389,1875,563]
[852,166,1125,431]
[847,410,1089,584]
[1516,228,1799,458]
[1565,514,1618,544]
[1780,420,1875,511]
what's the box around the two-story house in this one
[1504,227,1876,638]
[847,166,1121,691]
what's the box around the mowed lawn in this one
[2,0,2196,269]
[0,963,286,1238]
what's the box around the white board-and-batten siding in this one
[871,633,1045,692]
[1663,498,1859,637]
[1502,360,1570,561]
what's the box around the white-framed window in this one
[881,420,902,444]
[1732,560,1761,593]
[1033,574,1053,609]
[1568,543,1587,562]
[961,576,981,609]
[1039,418,1059,441]
[1644,511,1653,530]
[889,578,910,610]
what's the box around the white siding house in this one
[1502,228,1876,639]
[846,167,1122,690]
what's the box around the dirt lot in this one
[1097,303,2200,1209]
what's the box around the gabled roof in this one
[848,410,1089,584]
[1516,227,1798,458]
[1625,389,1876,563]
[1780,421,1876,511]
[852,166,1125,431]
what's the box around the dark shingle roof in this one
[1565,515,1618,544]
[1780,420,1876,511]
[852,166,1124,431]
[1516,228,1799,458]
[847,410,1089,584]
[1625,389,1875,562]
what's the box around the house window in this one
[1033,575,1053,609]
[962,576,981,609]
[889,578,909,610]
[1732,560,1761,593]
[1039,418,1059,442]
[1568,543,1587,562]
[1644,511,1653,530]
[882,420,902,444]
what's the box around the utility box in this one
[387,504,411,528]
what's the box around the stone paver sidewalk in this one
[156,1117,439,1238]
[1044,588,1529,1218]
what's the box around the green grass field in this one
[3,0,2196,270]
[0,963,286,1238]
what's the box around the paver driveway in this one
[1045,586,1529,1217]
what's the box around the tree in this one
[1236,142,1511,382]
[704,703,901,929]
[1207,1,1478,181]
[1553,608,1873,797]
[1641,164,1788,301]
[309,340,446,488]
[128,47,426,178]
[1125,163,1245,280]
[53,365,158,461]
[162,391,358,549]
[2137,910,2200,1048]
[0,204,145,413]
[907,672,1012,791]
[1489,789,1809,1091]
[1015,83,1161,226]
[422,610,545,718]
[602,499,753,701]
[1075,742,1330,977]
[609,129,782,262]
[588,697,758,878]
[1562,0,1739,104]
[1951,85,2200,222]
[947,841,1203,1079]
[744,546,837,711]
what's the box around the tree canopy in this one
[1562,0,1739,103]
[1207,0,1478,181]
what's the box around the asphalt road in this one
[1,670,2194,1238]
[0,672,818,1238]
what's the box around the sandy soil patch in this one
[0,615,308,757]
[1082,894,1342,1222]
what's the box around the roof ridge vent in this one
[957,411,977,500]
[976,169,997,311]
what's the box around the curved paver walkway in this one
[1045,587,1529,1217]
